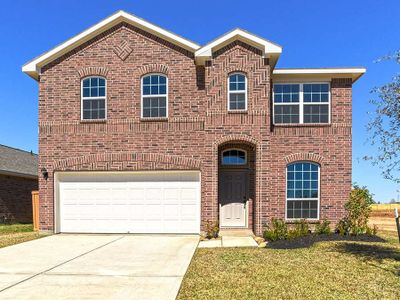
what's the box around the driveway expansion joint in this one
[0,235,125,293]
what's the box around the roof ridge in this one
[0,144,38,156]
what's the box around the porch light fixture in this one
[41,168,48,180]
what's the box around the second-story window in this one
[228,73,247,111]
[303,84,329,123]
[141,74,168,118]
[81,77,106,120]
[273,84,300,124]
[273,83,330,124]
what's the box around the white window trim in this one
[81,76,107,121]
[272,82,331,125]
[285,161,320,221]
[221,148,248,165]
[227,73,248,112]
[141,73,168,119]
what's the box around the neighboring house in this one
[0,145,38,223]
[22,11,365,235]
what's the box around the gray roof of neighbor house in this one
[0,144,38,178]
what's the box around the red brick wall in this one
[37,23,352,235]
[0,175,38,223]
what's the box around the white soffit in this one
[22,10,201,80]
[195,28,282,65]
[272,68,366,82]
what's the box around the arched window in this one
[81,76,106,120]
[141,74,168,118]
[228,73,247,111]
[221,149,247,165]
[286,162,320,219]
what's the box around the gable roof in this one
[22,11,365,82]
[0,145,38,178]
[22,10,201,80]
[195,28,282,66]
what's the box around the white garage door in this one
[56,171,201,234]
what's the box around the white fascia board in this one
[273,68,366,82]
[195,28,282,60]
[22,10,201,80]
[273,68,366,75]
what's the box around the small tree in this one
[352,184,375,205]
[337,185,375,235]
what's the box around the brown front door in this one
[219,170,247,227]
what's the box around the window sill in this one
[228,110,248,114]
[80,119,107,124]
[285,219,320,224]
[140,117,168,122]
[273,123,331,127]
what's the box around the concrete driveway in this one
[0,234,198,300]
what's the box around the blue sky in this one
[0,0,399,201]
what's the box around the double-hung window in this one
[141,74,168,118]
[273,84,300,123]
[286,162,320,220]
[273,83,330,124]
[228,73,247,111]
[303,83,330,123]
[81,77,106,120]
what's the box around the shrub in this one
[366,224,378,236]
[287,219,310,239]
[336,185,376,235]
[205,220,219,239]
[336,217,351,235]
[346,186,372,234]
[315,219,331,235]
[352,184,375,205]
[263,218,288,241]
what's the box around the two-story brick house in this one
[23,11,365,235]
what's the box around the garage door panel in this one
[164,206,179,218]
[57,171,200,234]
[126,188,146,200]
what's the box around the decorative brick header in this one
[214,134,259,148]
[77,66,109,78]
[138,64,169,76]
[53,152,201,170]
[226,68,250,76]
[283,153,325,164]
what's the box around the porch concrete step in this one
[219,229,255,237]
[198,236,257,248]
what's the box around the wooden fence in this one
[31,191,39,231]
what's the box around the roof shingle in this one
[0,145,38,177]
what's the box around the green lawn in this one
[0,224,45,248]
[178,232,400,300]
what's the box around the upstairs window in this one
[303,84,329,123]
[273,84,300,123]
[141,74,168,118]
[273,83,330,124]
[81,77,106,120]
[228,73,247,111]
[286,162,320,220]
[221,149,247,165]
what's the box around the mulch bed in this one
[267,233,386,249]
